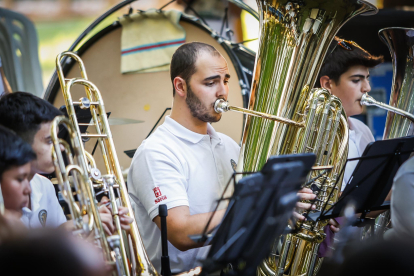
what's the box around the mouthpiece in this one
[214,99,230,113]
[360,93,376,106]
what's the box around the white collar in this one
[163,116,222,144]
[28,174,44,213]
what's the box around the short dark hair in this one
[0,125,36,177]
[170,42,221,96]
[316,37,384,87]
[0,92,62,144]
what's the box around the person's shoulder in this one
[349,117,372,134]
[131,125,183,165]
[138,126,177,153]
[217,132,240,149]
[31,174,56,194]
[31,174,53,185]
[349,117,368,129]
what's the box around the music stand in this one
[319,136,414,223]
[200,154,315,276]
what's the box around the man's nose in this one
[362,79,371,93]
[217,82,228,99]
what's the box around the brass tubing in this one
[361,93,414,123]
[214,99,305,128]
[50,116,112,261]
[55,51,158,276]
[311,166,333,170]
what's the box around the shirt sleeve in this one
[391,173,414,239]
[128,142,189,221]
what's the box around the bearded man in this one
[128,42,315,274]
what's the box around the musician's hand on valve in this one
[118,207,134,231]
[99,197,133,232]
[328,219,340,233]
[294,188,316,221]
[98,204,115,235]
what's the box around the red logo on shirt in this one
[155,196,167,204]
[153,187,167,203]
[153,187,162,197]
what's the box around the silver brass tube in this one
[214,99,305,128]
[360,94,414,123]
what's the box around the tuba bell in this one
[379,27,414,140]
[53,51,158,276]
[218,1,377,275]
[359,27,414,235]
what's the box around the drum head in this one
[50,16,251,172]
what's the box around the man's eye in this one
[224,80,229,84]
[352,79,360,83]
[206,82,214,86]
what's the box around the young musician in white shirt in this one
[316,37,383,255]
[0,92,133,233]
[318,37,383,192]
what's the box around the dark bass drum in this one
[45,13,256,172]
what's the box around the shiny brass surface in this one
[55,51,158,276]
[227,1,377,275]
[51,116,113,263]
[239,0,376,173]
[379,28,414,139]
[214,99,305,127]
[361,28,414,236]
[360,94,414,123]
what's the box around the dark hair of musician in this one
[0,92,62,144]
[170,42,221,96]
[0,125,36,177]
[316,37,384,87]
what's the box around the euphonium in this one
[55,51,158,276]
[217,1,377,275]
[360,27,414,235]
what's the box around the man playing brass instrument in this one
[128,42,317,274]
[316,37,384,254]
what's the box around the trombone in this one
[54,51,158,276]
[50,116,119,270]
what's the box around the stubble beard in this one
[186,85,222,123]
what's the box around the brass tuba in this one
[217,1,377,275]
[53,51,158,276]
[360,27,414,235]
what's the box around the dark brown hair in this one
[170,42,220,96]
[316,37,384,87]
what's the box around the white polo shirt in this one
[128,116,240,274]
[21,174,67,228]
[342,117,375,191]
[386,156,414,241]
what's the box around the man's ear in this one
[173,77,186,97]
[319,76,332,93]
